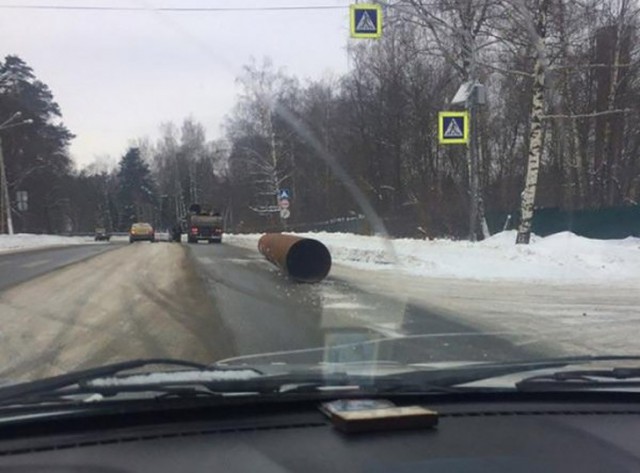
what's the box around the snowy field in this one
[0,234,98,254]
[225,230,640,284]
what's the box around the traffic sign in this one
[438,111,469,145]
[278,189,291,200]
[280,208,290,219]
[350,4,382,39]
[279,199,290,209]
[253,205,281,215]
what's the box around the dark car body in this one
[94,227,110,242]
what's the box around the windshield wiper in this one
[368,356,640,390]
[0,363,462,407]
[0,358,256,406]
[4,355,640,408]
[516,367,640,391]
[149,357,640,398]
[89,372,460,398]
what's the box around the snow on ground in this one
[226,230,640,284]
[0,234,98,254]
[227,230,640,355]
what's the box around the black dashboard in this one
[0,395,639,472]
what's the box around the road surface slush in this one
[0,243,234,382]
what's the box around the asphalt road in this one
[187,242,547,366]
[0,239,550,380]
[0,243,121,291]
[0,240,228,381]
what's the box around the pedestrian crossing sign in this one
[438,111,469,145]
[350,4,382,39]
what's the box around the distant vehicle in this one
[185,204,224,244]
[170,222,182,243]
[94,227,110,242]
[129,222,155,243]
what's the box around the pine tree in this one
[0,55,74,232]
[116,147,157,230]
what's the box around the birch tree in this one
[515,0,551,244]
[152,123,186,223]
[226,59,298,225]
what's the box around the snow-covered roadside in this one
[330,264,640,356]
[225,230,640,284]
[226,231,640,356]
[0,234,98,254]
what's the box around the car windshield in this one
[0,0,638,397]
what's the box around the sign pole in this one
[447,79,486,241]
[467,89,479,242]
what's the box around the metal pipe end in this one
[286,238,332,283]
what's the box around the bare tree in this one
[225,59,299,226]
[394,0,500,240]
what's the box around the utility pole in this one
[0,112,34,235]
[453,80,485,242]
[463,9,485,242]
[0,136,13,235]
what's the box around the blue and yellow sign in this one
[350,4,382,39]
[438,111,469,145]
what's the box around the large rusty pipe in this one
[258,233,332,283]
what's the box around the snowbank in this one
[225,231,640,283]
[0,234,97,254]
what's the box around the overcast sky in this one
[0,0,352,167]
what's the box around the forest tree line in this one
[1,0,638,239]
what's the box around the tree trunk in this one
[0,137,7,234]
[557,0,576,210]
[604,22,623,206]
[516,0,549,245]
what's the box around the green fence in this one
[488,206,640,239]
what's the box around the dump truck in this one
[185,204,224,244]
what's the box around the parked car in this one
[129,222,155,243]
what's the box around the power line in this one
[0,3,347,12]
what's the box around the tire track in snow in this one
[0,243,232,382]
